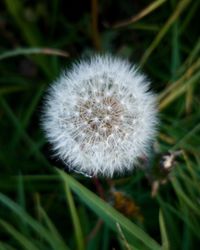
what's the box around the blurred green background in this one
[0,0,200,249]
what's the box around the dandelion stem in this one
[91,0,101,50]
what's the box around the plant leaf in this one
[58,170,161,250]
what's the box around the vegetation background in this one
[0,0,200,249]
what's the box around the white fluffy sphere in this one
[42,55,158,177]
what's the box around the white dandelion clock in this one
[42,55,158,177]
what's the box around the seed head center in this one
[77,95,124,141]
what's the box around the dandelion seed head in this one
[42,55,158,177]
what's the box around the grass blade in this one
[159,70,200,110]
[0,97,49,167]
[0,193,69,250]
[64,179,85,250]
[0,242,16,250]
[37,205,71,250]
[140,0,191,66]
[0,47,69,61]
[58,170,161,250]
[111,0,166,28]
[0,220,39,250]
[159,209,169,250]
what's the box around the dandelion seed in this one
[87,109,92,114]
[93,117,99,123]
[104,115,110,121]
[42,55,158,177]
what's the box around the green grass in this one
[0,0,200,249]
